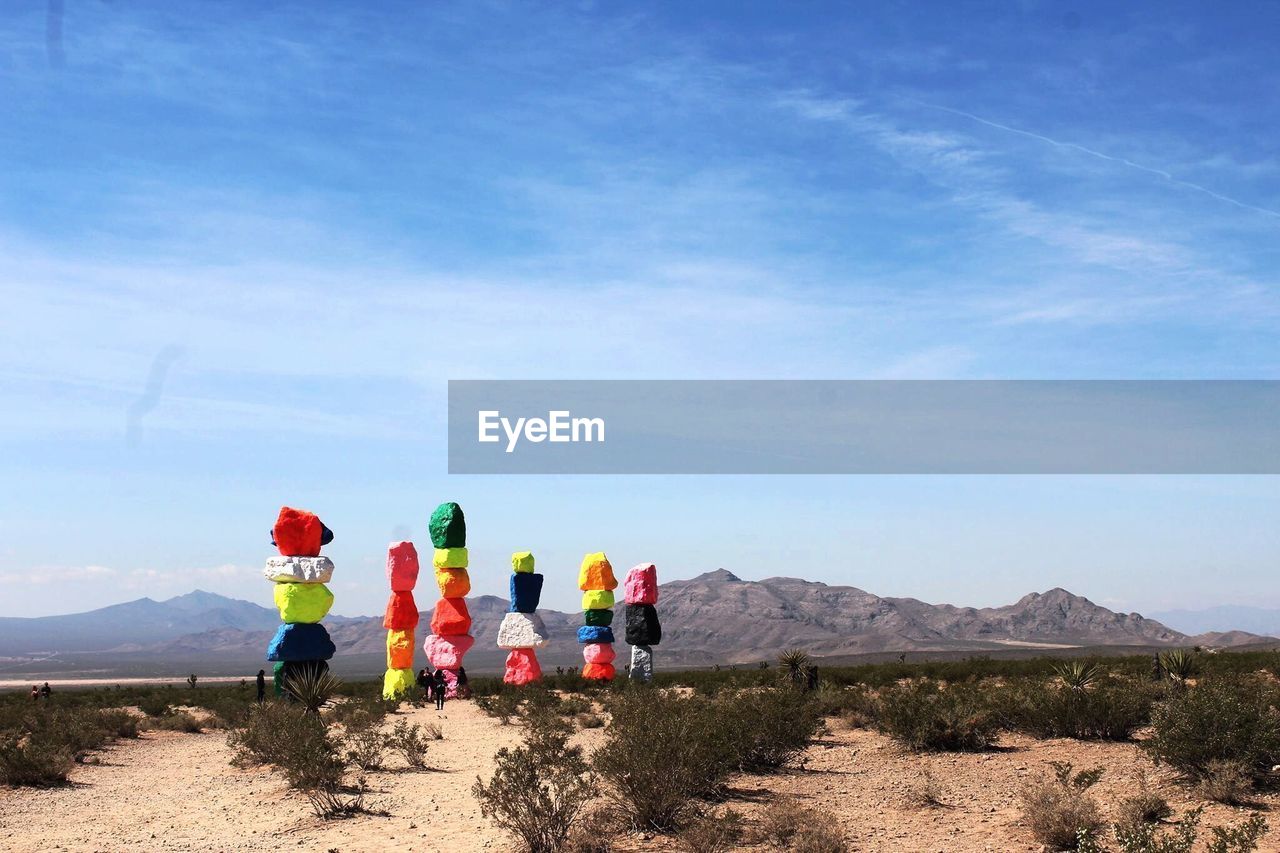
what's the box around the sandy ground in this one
[1,702,1276,852]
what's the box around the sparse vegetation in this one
[677,808,745,853]
[877,679,1000,751]
[755,798,848,852]
[387,718,434,768]
[1019,762,1105,851]
[473,713,596,853]
[1143,676,1280,784]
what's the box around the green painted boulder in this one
[429,502,466,548]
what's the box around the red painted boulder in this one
[430,597,472,636]
[386,541,420,592]
[624,563,658,605]
[273,507,324,557]
[423,633,474,669]
[383,590,419,630]
[503,649,542,685]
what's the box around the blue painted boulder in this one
[267,622,336,662]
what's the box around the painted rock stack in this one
[624,563,661,682]
[576,552,617,681]
[421,502,472,698]
[382,541,420,699]
[497,551,550,685]
[263,506,337,696]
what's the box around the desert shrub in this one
[724,688,821,771]
[190,693,253,728]
[576,713,605,729]
[877,680,999,751]
[1019,762,1105,851]
[593,690,740,830]
[476,691,523,725]
[1143,676,1280,782]
[678,808,744,853]
[387,718,433,768]
[1115,787,1172,829]
[95,709,140,739]
[0,731,74,786]
[473,714,596,853]
[1197,760,1254,805]
[559,696,592,716]
[1101,807,1268,853]
[144,711,204,733]
[137,695,172,718]
[756,798,848,852]
[342,710,388,771]
[563,806,622,853]
[282,666,341,715]
[324,695,390,727]
[905,768,948,809]
[1000,678,1157,741]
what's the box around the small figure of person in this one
[456,666,470,700]
[39,682,52,700]
[255,669,266,703]
[416,668,430,701]
[30,685,39,703]
[431,668,447,711]
[805,665,819,692]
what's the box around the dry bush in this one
[473,714,595,853]
[0,732,74,786]
[563,805,622,853]
[1115,787,1172,829]
[756,798,848,852]
[904,768,948,809]
[877,680,999,751]
[1197,760,1254,806]
[576,712,604,729]
[341,710,388,771]
[387,718,433,769]
[143,711,204,733]
[476,691,523,725]
[1019,762,1104,851]
[1102,807,1268,853]
[729,687,822,771]
[678,808,745,853]
[1000,678,1157,741]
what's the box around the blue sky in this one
[1,1,1277,618]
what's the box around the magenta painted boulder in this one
[582,642,616,664]
[442,668,460,699]
[624,563,658,605]
[423,633,474,669]
[386,541,420,592]
[503,649,542,685]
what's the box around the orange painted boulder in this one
[386,629,415,669]
[430,597,472,636]
[577,552,617,591]
[434,567,471,598]
[581,661,615,681]
[383,590,419,630]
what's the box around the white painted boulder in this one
[496,611,550,650]
[263,555,335,584]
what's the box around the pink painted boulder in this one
[442,668,460,698]
[423,633,474,669]
[503,649,542,685]
[386,541,420,592]
[582,642,616,664]
[624,563,658,605]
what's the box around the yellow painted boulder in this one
[511,551,535,573]
[433,547,468,569]
[581,588,615,610]
[382,667,415,700]
[273,582,334,623]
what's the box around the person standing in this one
[255,669,266,703]
[456,666,469,700]
[39,682,51,701]
[30,685,39,703]
[431,668,446,711]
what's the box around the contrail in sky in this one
[910,99,1280,221]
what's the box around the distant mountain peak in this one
[696,568,742,583]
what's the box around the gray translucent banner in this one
[447,380,1280,474]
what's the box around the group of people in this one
[416,667,467,709]
[28,682,52,702]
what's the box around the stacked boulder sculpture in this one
[496,551,550,685]
[421,502,473,698]
[576,552,617,681]
[382,541,420,699]
[263,507,337,696]
[624,563,661,682]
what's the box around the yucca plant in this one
[777,649,811,688]
[1052,661,1102,692]
[1160,649,1198,684]
[283,666,341,715]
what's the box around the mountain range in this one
[0,571,1272,678]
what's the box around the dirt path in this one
[1,708,1276,852]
